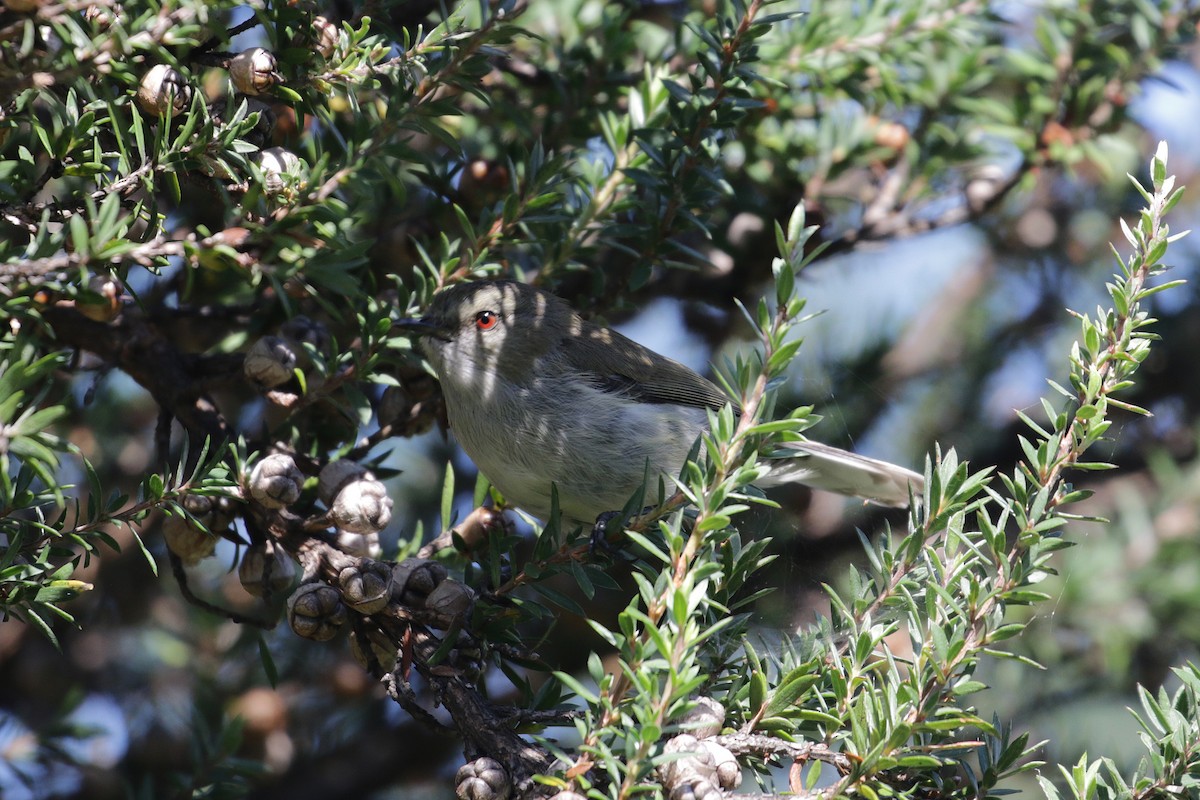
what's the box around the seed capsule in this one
[327,476,393,534]
[247,453,304,509]
[287,583,348,641]
[229,47,281,96]
[312,16,340,60]
[455,757,510,800]
[137,64,191,118]
[244,336,298,389]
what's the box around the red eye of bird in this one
[475,310,499,330]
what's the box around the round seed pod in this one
[244,336,297,389]
[239,541,299,598]
[317,460,369,506]
[162,514,217,565]
[446,629,484,680]
[252,147,302,195]
[229,47,281,96]
[701,740,741,789]
[678,696,725,739]
[338,560,393,615]
[311,16,340,60]
[873,119,910,155]
[76,273,123,322]
[455,757,510,800]
[424,578,474,624]
[327,476,393,534]
[658,734,740,798]
[453,506,510,553]
[137,64,191,117]
[287,583,347,641]
[177,492,236,535]
[335,530,381,559]
[391,557,447,606]
[247,453,303,509]
[349,628,397,671]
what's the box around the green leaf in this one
[749,669,768,717]
[763,668,820,718]
[531,583,585,616]
[258,636,279,687]
[440,460,455,530]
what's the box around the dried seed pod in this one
[178,492,236,534]
[659,734,739,799]
[229,47,281,96]
[423,578,474,624]
[162,514,217,565]
[180,492,214,517]
[446,630,484,679]
[418,505,513,559]
[247,453,304,509]
[659,735,718,800]
[311,16,340,59]
[317,460,369,506]
[335,530,381,559]
[244,335,298,389]
[668,778,720,800]
[377,383,439,437]
[207,494,238,531]
[678,696,725,739]
[327,477,393,534]
[454,506,511,552]
[377,385,407,424]
[239,541,298,598]
[338,560,393,615]
[287,583,347,641]
[76,273,123,322]
[659,734,701,786]
[252,147,302,195]
[137,64,192,118]
[701,740,741,789]
[391,558,447,606]
[455,757,510,800]
[349,627,397,671]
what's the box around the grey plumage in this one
[399,280,923,526]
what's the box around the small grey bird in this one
[396,280,923,528]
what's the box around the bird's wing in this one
[557,316,925,508]
[560,323,733,413]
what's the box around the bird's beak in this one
[392,317,451,341]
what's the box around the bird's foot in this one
[588,510,622,557]
[588,505,655,560]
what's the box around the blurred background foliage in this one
[2,0,1200,797]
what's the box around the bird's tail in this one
[758,441,925,508]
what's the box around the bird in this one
[394,280,924,529]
